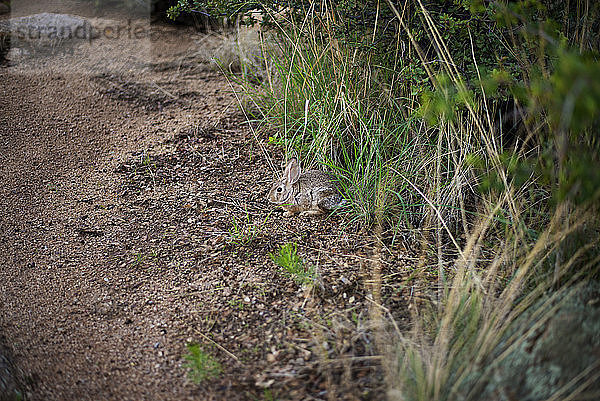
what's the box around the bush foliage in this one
[170,0,599,219]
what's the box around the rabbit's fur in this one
[267,158,343,216]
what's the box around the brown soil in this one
[0,5,415,401]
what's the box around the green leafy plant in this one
[183,343,222,384]
[269,242,314,285]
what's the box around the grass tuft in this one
[269,242,315,285]
[183,343,222,384]
[227,210,269,247]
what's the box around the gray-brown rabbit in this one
[267,157,343,216]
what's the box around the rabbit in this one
[267,157,343,216]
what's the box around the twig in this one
[195,330,242,365]
[151,81,178,99]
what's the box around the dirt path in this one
[0,15,415,401]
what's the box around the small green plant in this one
[269,242,315,285]
[183,343,221,384]
[227,298,245,310]
[227,211,269,247]
[262,388,277,401]
[131,250,159,268]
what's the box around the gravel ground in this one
[0,5,417,401]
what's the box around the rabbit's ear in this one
[284,157,301,185]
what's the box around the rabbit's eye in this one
[277,187,283,193]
